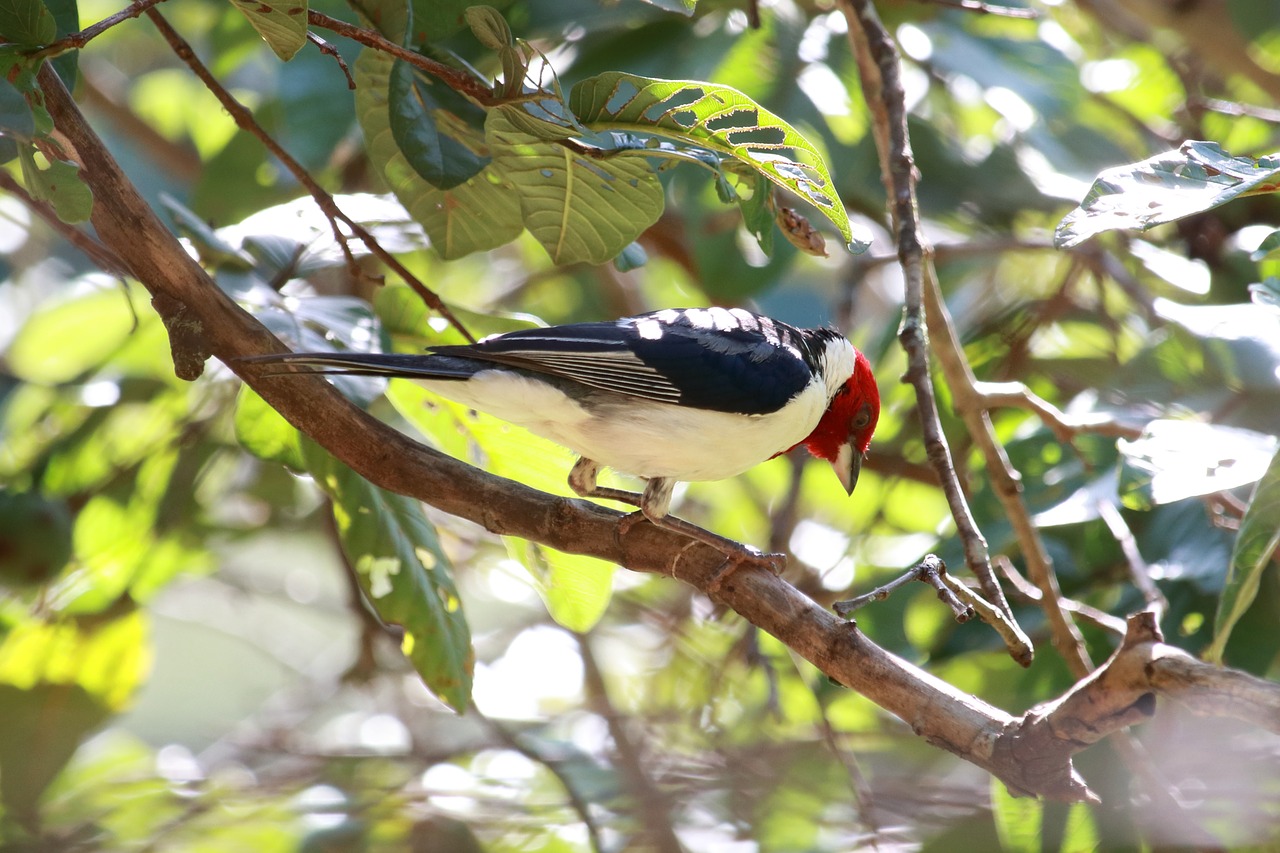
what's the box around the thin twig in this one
[974,381,1144,443]
[0,170,128,273]
[1097,499,1168,618]
[834,555,976,625]
[27,0,168,60]
[306,11,497,105]
[839,0,1032,662]
[474,707,606,853]
[996,556,1127,636]
[306,32,356,89]
[145,9,475,342]
[576,633,683,853]
[922,266,1090,676]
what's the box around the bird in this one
[244,306,880,585]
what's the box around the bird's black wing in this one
[433,307,836,415]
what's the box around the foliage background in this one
[2,0,1280,850]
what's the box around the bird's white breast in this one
[413,370,831,482]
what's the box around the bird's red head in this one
[802,349,880,495]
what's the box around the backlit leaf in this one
[486,106,664,264]
[227,0,307,62]
[1206,448,1280,663]
[570,71,860,250]
[1056,141,1280,248]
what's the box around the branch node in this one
[152,292,210,381]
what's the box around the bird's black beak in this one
[833,443,862,495]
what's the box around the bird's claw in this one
[706,546,786,594]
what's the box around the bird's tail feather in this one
[238,351,479,381]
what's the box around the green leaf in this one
[0,0,56,46]
[1117,420,1278,510]
[486,106,665,264]
[0,609,150,824]
[463,4,513,49]
[6,286,140,383]
[1249,228,1280,261]
[0,76,34,140]
[506,540,614,633]
[1056,141,1280,248]
[18,151,93,223]
[389,59,490,190]
[355,45,523,259]
[991,777,1098,853]
[1250,278,1280,309]
[235,385,305,470]
[227,0,307,62]
[1206,448,1280,664]
[303,442,473,711]
[569,71,858,249]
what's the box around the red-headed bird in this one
[246,307,880,580]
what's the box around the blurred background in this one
[2,0,1280,849]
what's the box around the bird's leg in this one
[567,459,786,591]
[567,457,644,508]
[636,478,786,593]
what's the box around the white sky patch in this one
[798,15,832,63]
[295,784,348,830]
[420,763,477,814]
[798,63,852,117]
[472,626,583,719]
[0,194,30,254]
[1081,58,1139,94]
[985,86,1038,133]
[1038,20,1082,60]
[1129,239,1211,295]
[790,519,850,569]
[1016,145,1092,201]
[897,23,933,62]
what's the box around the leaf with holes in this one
[304,442,473,711]
[486,105,664,265]
[1056,141,1280,248]
[227,0,307,61]
[1205,448,1280,664]
[355,46,522,259]
[569,72,859,250]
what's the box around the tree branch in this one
[36,55,1280,807]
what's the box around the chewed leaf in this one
[570,72,862,250]
[1056,141,1280,248]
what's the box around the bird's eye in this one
[853,406,872,429]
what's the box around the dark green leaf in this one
[389,59,490,190]
[1206,448,1280,663]
[0,76,34,140]
[355,44,523,258]
[1249,228,1280,261]
[303,442,473,711]
[0,0,56,46]
[18,152,93,223]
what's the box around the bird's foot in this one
[705,544,786,595]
